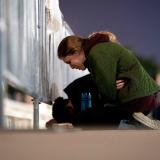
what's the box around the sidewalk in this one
[0,129,160,160]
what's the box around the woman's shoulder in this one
[88,42,124,59]
[90,42,122,52]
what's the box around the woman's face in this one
[61,50,86,70]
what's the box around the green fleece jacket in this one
[87,42,160,104]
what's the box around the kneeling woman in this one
[57,31,160,129]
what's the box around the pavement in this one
[0,129,160,160]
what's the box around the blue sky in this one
[59,0,160,64]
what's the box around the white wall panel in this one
[0,0,88,105]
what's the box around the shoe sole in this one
[133,112,160,130]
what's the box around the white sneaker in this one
[132,112,160,129]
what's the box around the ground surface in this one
[0,129,160,160]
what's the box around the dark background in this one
[59,0,160,65]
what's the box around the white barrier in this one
[0,0,88,128]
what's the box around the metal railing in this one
[0,0,86,129]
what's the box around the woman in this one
[57,31,160,129]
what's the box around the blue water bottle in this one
[81,92,86,111]
[88,92,92,109]
[84,92,88,109]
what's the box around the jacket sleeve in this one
[87,43,118,103]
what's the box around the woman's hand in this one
[116,80,125,90]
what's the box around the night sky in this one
[59,0,160,64]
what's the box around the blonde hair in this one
[88,31,119,44]
[58,31,119,58]
[58,35,84,58]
